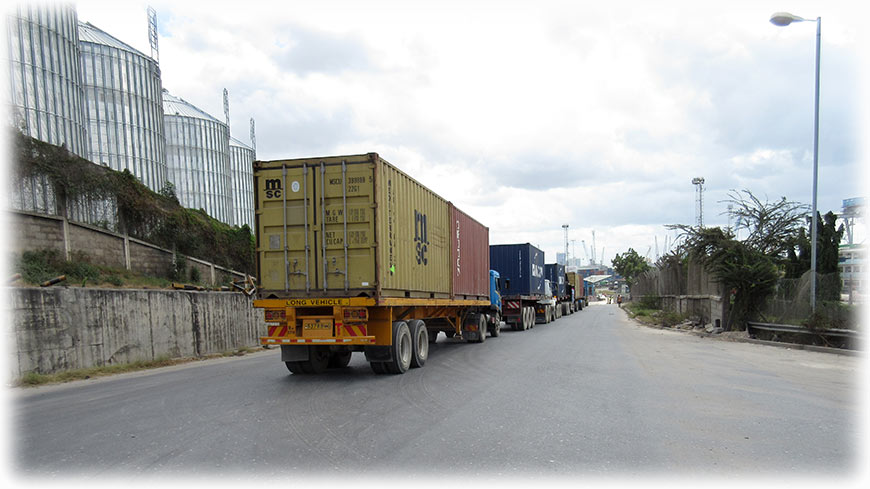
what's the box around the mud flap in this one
[281,345,310,362]
[364,345,392,363]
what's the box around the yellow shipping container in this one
[254,153,451,299]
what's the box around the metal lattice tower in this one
[223,88,230,127]
[692,177,705,227]
[250,118,257,158]
[147,6,159,61]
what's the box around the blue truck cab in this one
[490,269,502,312]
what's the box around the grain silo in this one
[4,3,86,215]
[162,89,233,224]
[78,21,166,192]
[4,3,87,156]
[229,136,255,229]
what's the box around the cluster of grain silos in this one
[3,4,256,230]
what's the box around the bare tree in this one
[723,189,808,257]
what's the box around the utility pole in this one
[562,224,569,266]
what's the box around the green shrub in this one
[189,266,201,283]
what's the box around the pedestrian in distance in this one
[617,294,622,308]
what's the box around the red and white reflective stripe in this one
[261,337,373,344]
[505,301,520,309]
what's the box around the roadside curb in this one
[624,310,861,357]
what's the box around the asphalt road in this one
[10,302,862,479]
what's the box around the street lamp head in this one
[770,12,807,26]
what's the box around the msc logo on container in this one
[264,179,282,199]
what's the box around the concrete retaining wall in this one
[8,287,265,378]
[660,294,728,329]
[5,210,247,285]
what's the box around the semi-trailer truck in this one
[545,263,574,317]
[252,153,502,375]
[489,243,555,329]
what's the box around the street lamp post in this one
[770,12,821,314]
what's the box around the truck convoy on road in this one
[252,153,583,375]
[546,263,575,317]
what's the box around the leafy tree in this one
[784,211,844,300]
[671,227,778,329]
[612,248,651,287]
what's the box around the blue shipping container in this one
[490,243,545,296]
[544,263,566,297]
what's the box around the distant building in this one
[556,252,566,265]
[839,244,865,303]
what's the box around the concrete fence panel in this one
[8,287,265,378]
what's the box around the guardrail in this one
[746,321,859,338]
[746,321,860,350]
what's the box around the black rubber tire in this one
[491,316,501,338]
[385,321,412,374]
[285,361,305,374]
[445,330,456,338]
[305,346,330,374]
[428,329,439,343]
[327,351,352,369]
[408,319,428,368]
[472,314,486,343]
[370,361,387,374]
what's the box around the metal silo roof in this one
[230,136,253,150]
[162,90,224,124]
[78,22,150,58]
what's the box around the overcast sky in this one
[75,0,868,267]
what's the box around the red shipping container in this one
[449,204,490,299]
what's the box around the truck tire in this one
[428,329,439,343]
[526,307,534,329]
[385,321,412,374]
[471,314,486,343]
[285,361,305,374]
[303,346,330,374]
[370,361,388,374]
[408,320,428,368]
[328,351,352,369]
[490,316,501,338]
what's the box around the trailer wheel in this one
[490,316,501,337]
[285,361,305,374]
[370,361,388,374]
[524,307,532,330]
[408,320,429,368]
[385,321,412,374]
[428,329,439,343]
[328,351,352,369]
[302,346,330,374]
[472,314,486,343]
[445,330,456,338]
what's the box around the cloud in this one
[70,0,866,264]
